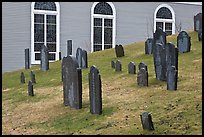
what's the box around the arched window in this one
[91,2,116,52]
[31,2,60,64]
[154,4,175,36]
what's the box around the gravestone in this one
[30,71,36,84]
[128,62,136,74]
[25,48,30,69]
[63,56,82,109]
[28,80,34,96]
[115,44,125,57]
[138,62,148,72]
[194,13,202,32]
[137,68,148,86]
[20,72,25,84]
[167,66,178,91]
[140,112,154,131]
[89,66,102,115]
[111,60,115,69]
[198,29,202,41]
[115,60,122,72]
[166,43,178,73]
[81,50,88,69]
[59,52,61,60]
[145,38,154,54]
[153,27,166,53]
[67,40,72,56]
[41,45,49,71]
[177,31,191,53]
[76,47,83,68]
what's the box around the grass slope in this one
[2,31,202,135]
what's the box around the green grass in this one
[2,31,202,135]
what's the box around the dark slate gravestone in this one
[30,71,36,84]
[153,43,167,81]
[28,80,34,96]
[128,62,136,74]
[145,38,154,54]
[59,52,61,60]
[111,60,115,69]
[115,60,122,72]
[76,47,83,69]
[167,66,178,91]
[41,45,49,71]
[20,72,25,84]
[138,62,148,72]
[137,68,148,87]
[194,13,202,32]
[89,66,102,115]
[25,48,30,69]
[198,29,202,41]
[63,56,82,109]
[82,50,88,69]
[177,31,191,53]
[153,27,166,53]
[166,43,178,73]
[140,112,154,131]
[115,44,125,57]
[67,40,72,56]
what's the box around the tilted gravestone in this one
[40,45,49,71]
[76,47,83,68]
[25,48,30,69]
[198,29,202,41]
[30,71,36,84]
[167,66,178,91]
[89,66,102,115]
[194,13,202,32]
[67,40,72,56]
[137,68,148,86]
[62,56,82,109]
[145,38,154,54]
[111,60,115,69]
[82,50,88,69]
[28,80,34,96]
[128,62,136,74]
[20,72,25,84]
[115,44,125,57]
[177,31,191,53]
[138,62,148,72]
[115,60,122,72]
[153,27,166,52]
[140,112,154,131]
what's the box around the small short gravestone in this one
[138,62,148,72]
[167,66,178,91]
[30,71,36,83]
[128,62,136,74]
[115,60,122,72]
[177,31,191,53]
[145,38,154,54]
[137,68,148,87]
[115,44,124,57]
[111,60,115,69]
[89,65,102,115]
[140,112,154,131]
[28,80,34,96]
[194,13,202,32]
[20,72,25,84]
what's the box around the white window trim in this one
[154,4,175,35]
[31,2,60,64]
[91,2,116,52]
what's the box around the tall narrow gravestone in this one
[115,60,122,72]
[59,52,61,60]
[82,50,88,69]
[30,71,36,83]
[145,38,154,54]
[140,112,154,131]
[177,31,191,53]
[137,68,148,87]
[89,66,102,115]
[67,40,72,56]
[28,80,34,96]
[115,44,125,57]
[166,43,178,73]
[25,48,30,69]
[194,13,202,32]
[111,60,115,69]
[20,72,25,84]
[167,66,178,91]
[41,45,49,71]
[62,56,82,109]
[128,62,136,74]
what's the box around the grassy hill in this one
[2,31,202,135]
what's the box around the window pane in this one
[94,2,113,15]
[104,44,112,49]
[34,14,44,23]
[35,53,41,60]
[104,19,112,27]
[47,24,56,42]
[34,2,56,11]
[47,43,56,52]
[94,27,102,44]
[94,45,102,51]
[48,53,56,60]
[156,22,163,30]
[156,7,172,19]
[34,43,43,51]
[47,15,56,24]
[94,18,102,26]
[104,28,112,44]
[34,24,44,42]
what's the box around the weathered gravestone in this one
[194,13,202,32]
[115,60,122,72]
[115,44,125,57]
[166,42,178,73]
[138,62,148,72]
[41,45,49,71]
[67,40,72,56]
[20,72,25,84]
[140,112,154,131]
[167,66,178,91]
[62,56,82,109]
[111,60,115,69]
[177,31,191,53]
[89,66,102,115]
[198,29,202,41]
[82,50,88,69]
[25,48,30,69]
[128,62,136,74]
[153,27,166,49]
[145,38,154,54]
[30,71,36,84]
[137,68,148,86]
[28,80,34,96]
